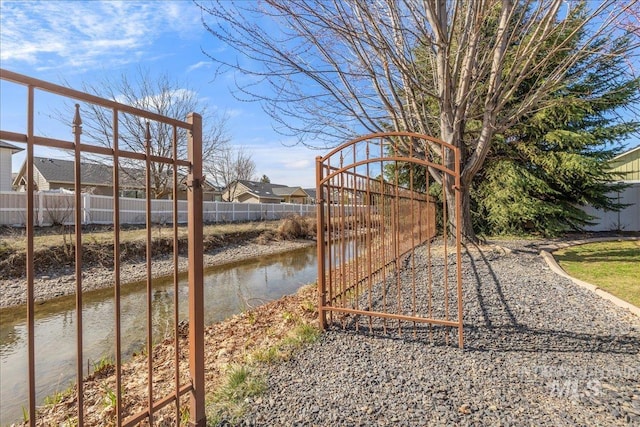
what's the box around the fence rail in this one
[0,191,315,226]
[1,68,208,425]
[316,132,464,348]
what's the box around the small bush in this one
[277,215,316,240]
[255,229,277,244]
[0,239,13,258]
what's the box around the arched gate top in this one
[319,131,458,161]
[316,131,460,187]
[315,131,464,348]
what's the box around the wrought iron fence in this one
[316,132,464,348]
[0,69,206,425]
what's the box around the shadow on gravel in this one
[462,325,640,355]
[462,242,640,355]
[331,239,640,357]
[329,322,640,355]
[464,243,520,330]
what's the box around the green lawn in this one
[554,240,640,308]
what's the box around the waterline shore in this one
[0,239,314,308]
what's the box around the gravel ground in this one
[0,239,313,308]
[239,239,640,426]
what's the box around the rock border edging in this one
[539,236,640,317]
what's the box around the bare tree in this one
[198,0,639,241]
[618,1,640,36]
[76,67,230,199]
[205,145,256,201]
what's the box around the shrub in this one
[277,215,316,240]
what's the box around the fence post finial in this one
[72,104,82,135]
[145,122,151,149]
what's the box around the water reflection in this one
[0,245,318,425]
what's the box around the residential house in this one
[223,180,311,204]
[303,188,317,204]
[13,157,141,196]
[583,145,640,232]
[610,145,640,181]
[0,141,23,191]
[12,157,220,200]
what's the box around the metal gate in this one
[0,70,205,425]
[316,132,464,348]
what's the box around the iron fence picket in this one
[0,69,206,426]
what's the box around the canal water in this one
[0,245,318,425]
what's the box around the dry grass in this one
[0,221,283,253]
[31,284,320,426]
[277,215,316,240]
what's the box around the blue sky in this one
[1,1,638,187]
[0,0,322,188]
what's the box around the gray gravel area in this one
[239,240,640,426]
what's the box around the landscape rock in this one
[238,239,640,426]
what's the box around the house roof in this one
[236,180,284,199]
[236,180,309,199]
[304,188,317,199]
[33,157,113,186]
[273,186,301,196]
[611,144,640,161]
[0,140,24,153]
[19,157,145,188]
[14,156,218,192]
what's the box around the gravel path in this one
[239,240,640,426]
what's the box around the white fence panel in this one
[0,192,316,227]
[0,192,27,226]
[582,183,640,232]
[119,197,147,225]
[203,201,219,223]
[9,187,634,231]
[85,194,113,224]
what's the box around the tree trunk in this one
[445,183,478,244]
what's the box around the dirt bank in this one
[18,284,320,426]
[0,221,316,308]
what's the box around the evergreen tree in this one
[473,36,639,236]
[388,6,640,237]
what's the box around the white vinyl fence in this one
[581,183,640,232]
[0,191,315,227]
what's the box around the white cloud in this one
[225,108,243,118]
[187,61,211,73]
[283,159,312,169]
[0,0,202,72]
[241,142,319,188]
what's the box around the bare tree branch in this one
[204,145,256,201]
[69,67,230,198]
[198,0,639,240]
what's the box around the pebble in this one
[236,240,640,426]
